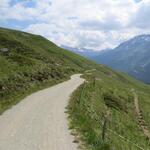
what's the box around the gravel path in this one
[0,74,84,150]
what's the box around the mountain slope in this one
[68,69,150,150]
[0,27,150,149]
[92,35,150,83]
[0,27,99,113]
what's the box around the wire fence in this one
[107,128,145,150]
[78,75,146,150]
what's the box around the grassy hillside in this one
[68,68,150,149]
[0,27,150,149]
[0,27,99,113]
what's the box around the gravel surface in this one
[0,74,84,150]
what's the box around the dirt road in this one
[133,90,150,142]
[0,74,84,150]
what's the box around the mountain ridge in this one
[61,45,104,58]
[90,34,150,84]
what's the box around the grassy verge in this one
[68,70,150,150]
[0,69,74,114]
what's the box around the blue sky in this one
[0,0,150,50]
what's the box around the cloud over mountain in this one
[0,0,150,50]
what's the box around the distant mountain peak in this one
[115,34,150,51]
[61,45,103,58]
[132,34,150,41]
[91,34,150,84]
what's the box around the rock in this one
[0,48,9,52]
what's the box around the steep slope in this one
[0,27,98,113]
[68,69,150,150]
[91,35,150,83]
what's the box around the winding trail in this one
[133,89,150,142]
[0,74,84,150]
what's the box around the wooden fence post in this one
[102,115,107,141]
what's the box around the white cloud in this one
[1,0,150,50]
[131,0,150,28]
